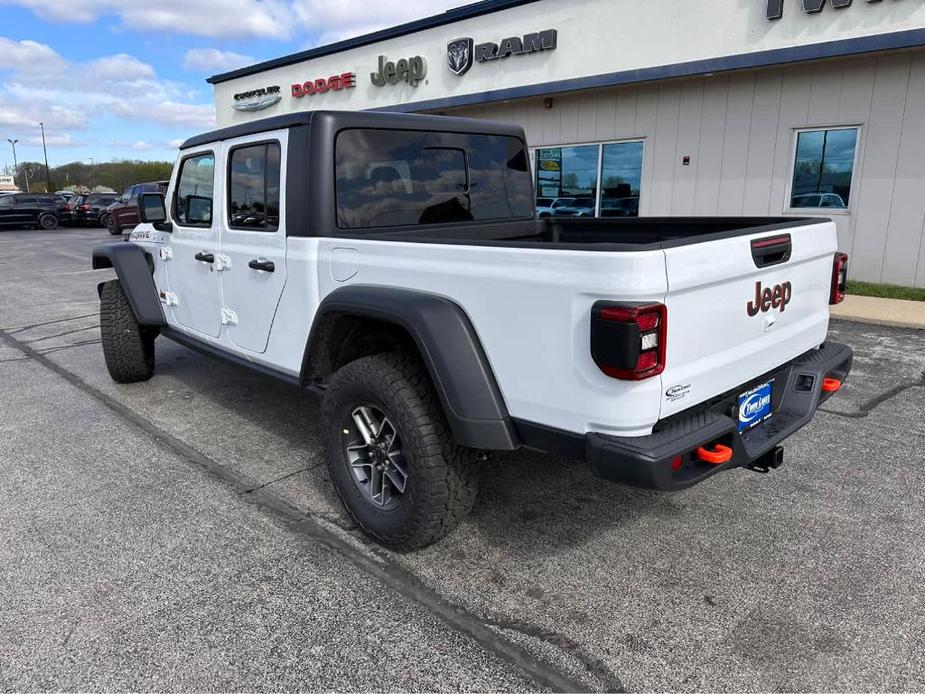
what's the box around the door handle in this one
[248,259,275,272]
[194,252,214,263]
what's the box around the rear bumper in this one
[516,341,853,491]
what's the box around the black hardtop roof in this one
[179,110,526,150]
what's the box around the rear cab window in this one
[334,129,534,229]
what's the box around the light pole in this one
[7,138,19,191]
[39,122,51,192]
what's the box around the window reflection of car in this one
[791,193,846,209]
[553,197,596,217]
[600,196,640,217]
[536,197,579,218]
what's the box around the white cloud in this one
[4,0,294,39]
[292,0,461,44]
[5,0,463,41]
[0,37,68,75]
[0,35,213,152]
[88,53,156,81]
[111,100,215,129]
[183,48,254,73]
[25,133,76,147]
[168,138,185,149]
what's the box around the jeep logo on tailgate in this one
[747,280,792,316]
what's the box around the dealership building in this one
[208,0,925,287]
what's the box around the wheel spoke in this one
[352,408,375,445]
[377,417,396,446]
[385,466,406,494]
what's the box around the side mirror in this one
[138,192,171,231]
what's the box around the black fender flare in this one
[92,243,166,327]
[305,286,518,451]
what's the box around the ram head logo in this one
[447,38,474,76]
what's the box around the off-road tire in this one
[38,213,58,230]
[322,353,480,551]
[99,280,155,383]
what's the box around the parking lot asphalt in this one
[1,226,923,692]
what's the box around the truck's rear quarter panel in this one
[314,237,669,437]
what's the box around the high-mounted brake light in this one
[590,302,667,381]
[830,252,849,305]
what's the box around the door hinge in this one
[158,290,178,306]
[220,307,238,326]
[215,254,232,271]
[159,246,173,261]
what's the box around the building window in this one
[534,140,643,218]
[600,141,643,217]
[228,142,281,230]
[789,127,858,210]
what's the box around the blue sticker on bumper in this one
[738,380,773,432]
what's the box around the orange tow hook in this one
[696,443,733,465]
[821,377,842,393]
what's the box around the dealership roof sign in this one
[446,29,557,76]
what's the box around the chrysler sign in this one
[232,85,281,112]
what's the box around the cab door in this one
[163,149,223,338]
[217,132,288,353]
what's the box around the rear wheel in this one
[38,213,58,230]
[99,280,156,383]
[321,353,480,551]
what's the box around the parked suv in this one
[73,194,117,227]
[0,193,69,230]
[107,181,168,235]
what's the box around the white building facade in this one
[209,0,925,287]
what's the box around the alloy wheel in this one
[342,405,408,510]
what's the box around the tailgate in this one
[659,221,837,419]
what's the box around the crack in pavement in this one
[24,324,100,344]
[238,463,323,496]
[0,325,607,693]
[819,370,925,419]
[4,312,98,335]
[481,615,626,692]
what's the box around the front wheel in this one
[321,353,480,551]
[99,212,111,229]
[38,213,59,230]
[99,280,156,383]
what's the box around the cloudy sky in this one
[0,0,461,168]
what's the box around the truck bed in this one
[366,216,824,250]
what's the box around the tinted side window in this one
[334,129,533,229]
[174,152,215,226]
[228,142,281,230]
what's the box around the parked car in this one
[554,197,596,216]
[0,193,69,229]
[791,192,847,209]
[92,111,852,550]
[535,197,580,217]
[73,194,117,227]
[107,181,168,235]
[600,196,640,217]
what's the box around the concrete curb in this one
[830,294,925,330]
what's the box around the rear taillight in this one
[830,252,849,304]
[591,302,667,380]
[80,204,92,211]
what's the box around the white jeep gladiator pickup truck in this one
[92,111,852,550]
